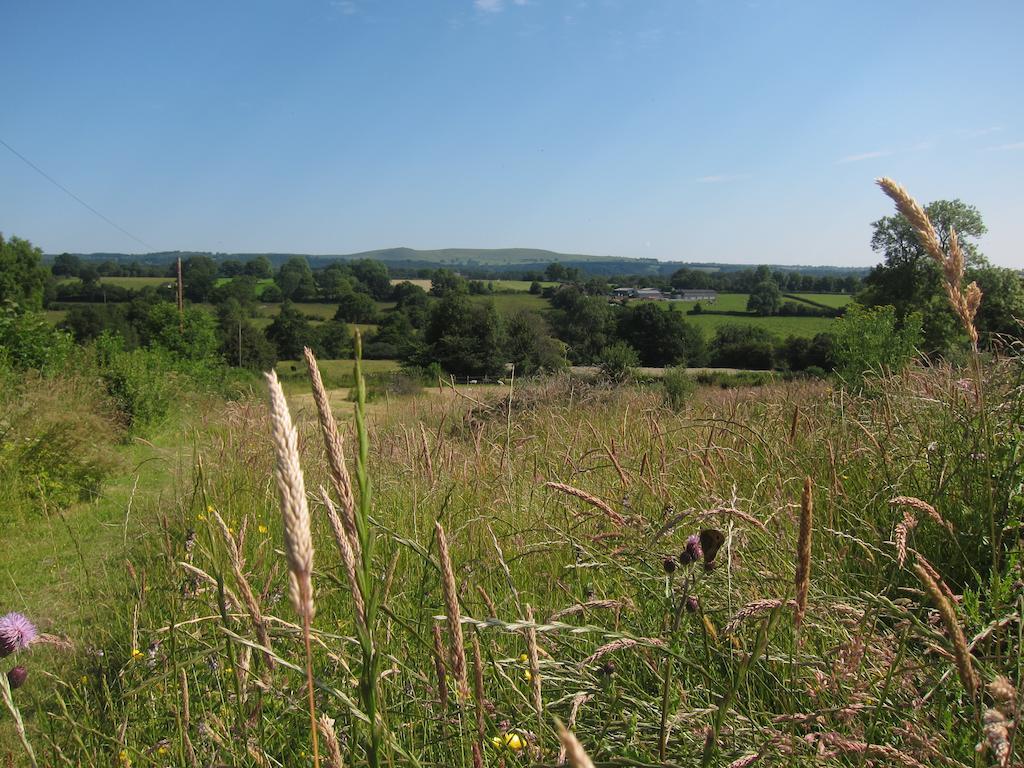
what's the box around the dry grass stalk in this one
[983,709,1013,768]
[605,442,630,488]
[823,733,929,768]
[436,521,470,700]
[980,676,1017,767]
[431,624,449,711]
[890,495,953,533]
[556,720,596,768]
[549,598,633,622]
[211,510,275,670]
[318,715,345,768]
[700,504,769,532]
[180,668,196,765]
[557,693,592,764]
[544,481,626,526]
[794,477,813,628]
[913,561,979,700]
[320,488,366,631]
[580,637,665,668]
[472,634,487,743]
[178,561,240,609]
[724,599,797,636]
[303,347,360,561]
[419,421,435,484]
[894,509,917,568]
[525,604,542,721]
[476,584,498,618]
[876,177,982,348]
[916,554,958,605]
[265,369,319,767]
[727,754,762,768]
[265,370,315,623]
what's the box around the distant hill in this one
[48,247,869,277]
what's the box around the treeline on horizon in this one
[44,246,868,280]
[47,250,863,299]
[39,250,852,374]
[4,190,1024,388]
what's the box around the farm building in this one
[672,289,717,302]
[634,287,665,300]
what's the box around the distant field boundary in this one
[783,293,848,311]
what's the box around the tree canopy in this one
[0,234,48,311]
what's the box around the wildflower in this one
[206,505,215,514]
[118,749,131,766]
[663,557,677,574]
[492,731,527,751]
[80,675,88,684]
[679,534,702,566]
[197,514,206,522]
[258,524,269,534]
[131,648,145,661]
[524,669,533,682]
[685,595,700,614]
[0,612,37,657]
[598,661,616,677]
[7,666,28,689]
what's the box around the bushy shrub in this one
[0,304,74,371]
[832,303,922,386]
[662,366,695,410]
[709,325,776,369]
[94,334,176,432]
[598,341,639,382]
[0,358,121,510]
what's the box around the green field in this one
[788,292,854,307]
[214,276,275,290]
[686,311,836,338]
[469,292,549,315]
[637,293,841,338]
[275,356,400,390]
[100,276,173,288]
[489,279,556,292]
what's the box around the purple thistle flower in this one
[679,534,703,566]
[0,613,38,658]
[7,666,28,690]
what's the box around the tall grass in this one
[3,183,1022,766]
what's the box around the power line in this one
[0,136,153,250]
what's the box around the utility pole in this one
[176,257,184,333]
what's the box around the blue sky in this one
[2,0,1022,267]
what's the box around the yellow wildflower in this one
[258,524,269,534]
[131,648,144,661]
[491,732,526,751]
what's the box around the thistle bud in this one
[7,666,28,689]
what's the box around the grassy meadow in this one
[2,344,1021,766]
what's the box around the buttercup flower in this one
[0,612,37,657]
[491,731,526,751]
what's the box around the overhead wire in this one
[0,136,152,250]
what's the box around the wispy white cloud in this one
[836,150,892,164]
[329,0,358,13]
[474,0,530,12]
[985,141,1024,151]
[696,174,749,183]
